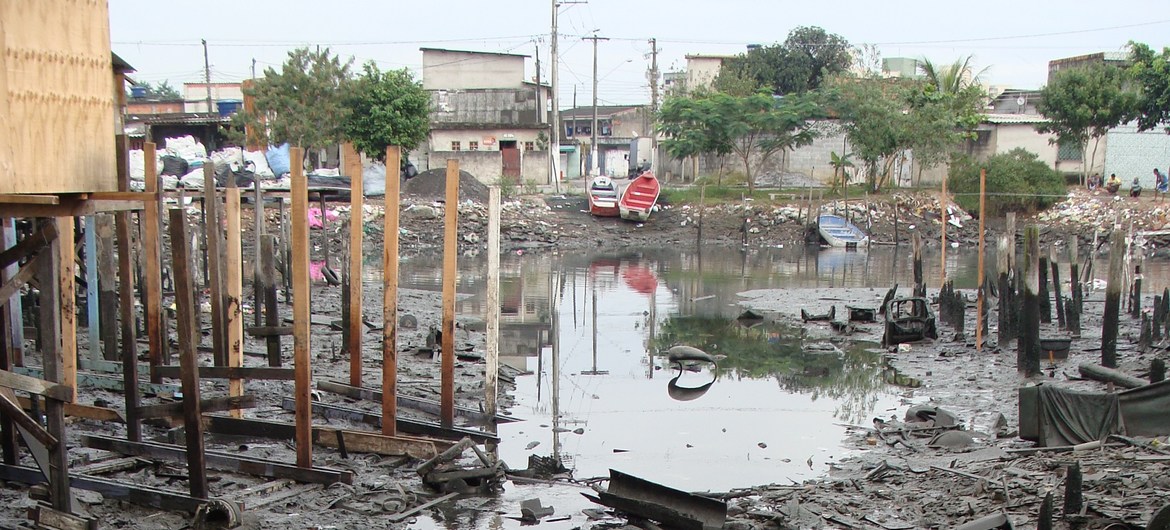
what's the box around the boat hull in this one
[817,214,869,248]
[587,177,621,217]
[619,172,660,222]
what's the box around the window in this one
[469,141,479,151]
[564,124,574,138]
[1057,140,1082,161]
[451,141,461,151]
[524,141,535,151]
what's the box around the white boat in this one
[817,214,869,248]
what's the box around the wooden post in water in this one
[485,186,501,434]
[976,168,986,350]
[204,164,227,367]
[1131,261,1143,319]
[142,143,166,381]
[1039,252,1051,324]
[440,160,460,428]
[260,235,281,367]
[997,235,1012,345]
[224,186,244,418]
[1069,236,1082,337]
[290,147,313,468]
[1063,463,1083,519]
[382,146,401,436]
[39,218,72,511]
[940,176,947,288]
[912,231,924,298]
[1052,247,1066,330]
[1102,231,1125,368]
[1154,294,1164,342]
[116,210,141,440]
[168,209,208,499]
[344,144,364,387]
[1021,225,1041,376]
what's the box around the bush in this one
[948,148,1067,217]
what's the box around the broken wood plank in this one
[316,380,518,425]
[203,415,455,456]
[284,397,497,443]
[153,365,295,381]
[0,252,42,307]
[80,435,352,485]
[16,396,123,423]
[0,463,206,513]
[313,427,441,460]
[14,367,179,396]
[135,395,257,420]
[0,388,56,448]
[241,483,321,511]
[0,221,56,270]
[1078,363,1146,389]
[71,457,145,476]
[0,369,72,402]
[28,503,97,530]
[246,326,292,337]
[386,492,459,523]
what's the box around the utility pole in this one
[202,39,213,117]
[535,44,542,125]
[584,33,608,177]
[648,38,659,174]
[251,58,256,79]
[550,0,559,188]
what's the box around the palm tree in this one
[918,56,988,95]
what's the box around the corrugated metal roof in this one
[983,113,1048,124]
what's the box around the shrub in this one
[948,148,1067,217]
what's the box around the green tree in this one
[1128,42,1170,133]
[714,26,853,96]
[658,91,820,192]
[235,47,354,160]
[918,56,987,96]
[948,148,1066,216]
[1036,63,1137,183]
[342,62,431,162]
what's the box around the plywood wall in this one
[0,0,118,194]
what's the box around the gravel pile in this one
[403,169,491,203]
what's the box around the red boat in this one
[618,171,660,221]
[587,176,620,217]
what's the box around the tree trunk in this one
[742,152,754,194]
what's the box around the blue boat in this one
[817,214,869,248]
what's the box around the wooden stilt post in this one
[1,219,25,367]
[1102,230,1125,368]
[940,176,947,288]
[1039,253,1051,324]
[260,236,281,367]
[142,143,165,382]
[382,146,401,436]
[1052,247,1066,331]
[290,147,313,468]
[1021,225,1041,376]
[204,164,227,367]
[0,219,18,463]
[912,231,924,298]
[225,187,244,418]
[485,186,501,434]
[116,211,141,441]
[96,215,117,361]
[345,144,364,387]
[168,209,208,499]
[976,168,986,351]
[83,217,99,361]
[1069,236,1082,337]
[40,217,73,511]
[57,218,76,399]
[253,176,265,328]
[1132,261,1144,319]
[440,160,460,428]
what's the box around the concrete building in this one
[684,54,733,92]
[560,105,651,178]
[418,48,551,185]
[882,57,922,79]
[1047,51,1128,84]
[182,82,244,114]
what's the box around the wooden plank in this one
[485,186,500,431]
[0,369,72,402]
[116,211,141,441]
[71,457,144,476]
[0,389,57,448]
[259,236,282,367]
[57,218,76,401]
[96,214,117,361]
[314,427,440,460]
[82,217,99,362]
[81,435,352,485]
[29,503,97,530]
[154,365,296,380]
[14,367,178,396]
[344,143,364,387]
[135,395,257,420]
[0,194,59,204]
[204,164,227,367]
[383,145,400,436]
[316,380,517,425]
[16,396,123,423]
[201,415,450,457]
[37,221,70,512]
[0,464,206,513]
[0,221,56,270]
[225,187,244,417]
[441,159,459,428]
[247,326,292,337]
[0,218,19,464]
[0,252,42,306]
[168,208,208,499]
[283,397,497,443]
[142,143,164,383]
[290,146,313,468]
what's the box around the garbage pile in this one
[1036,190,1170,233]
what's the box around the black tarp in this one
[1019,380,1170,446]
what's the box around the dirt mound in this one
[403,169,490,203]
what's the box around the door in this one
[500,141,521,182]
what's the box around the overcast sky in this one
[110,0,1170,107]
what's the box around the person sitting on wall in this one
[1105,173,1122,194]
[1131,177,1143,198]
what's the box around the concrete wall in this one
[183,83,243,113]
[685,56,726,92]
[429,128,544,152]
[1104,123,1170,189]
[430,88,545,126]
[422,49,526,90]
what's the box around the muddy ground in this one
[2,179,1169,529]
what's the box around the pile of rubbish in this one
[1036,190,1170,233]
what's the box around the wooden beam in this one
[485,186,500,432]
[154,365,295,380]
[0,369,72,402]
[224,187,244,417]
[0,464,206,513]
[314,428,439,460]
[200,415,449,458]
[204,164,227,367]
[316,380,517,425]
[96,214,117,362]
[441,159,459,428]
[116,211,140,441]
[383,145,401,436]
[84,192,157,202]
[283,397,498,443]
[0,389,57,448]
[0,200,144,219]
[81,435,352,485]
[0,221,55,270]
[0,194,59,205]
[246,326,292,337]
[135,395,257,420]
[37,221,70,513]
[142,144,164,383]
[344,143,364,388]
[290,147,313,469]
[0,252,43,307]
[28,503,97,530]
[168,208,208,499]
[14,366,178,395]
[56,218,76,400]
[16,396,123,423]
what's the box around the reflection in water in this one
[666,369,716,401]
